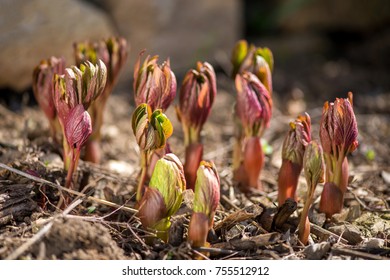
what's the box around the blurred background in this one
[1,0,389,112]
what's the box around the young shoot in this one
[137,153,186,243]
[53,60,107,190]
[319,92,358,218]
[131,103,173,202]
[278,113,311,205]
[188,161,220,248]
[298,141,324,245]
[176,62,217,190]
[74,37,128,163]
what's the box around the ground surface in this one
[0,72,389,260]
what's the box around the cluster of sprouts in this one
[32,37,359,249]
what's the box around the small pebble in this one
[362,238,384,249]
[303,242,331,260]
[381,171,390,185]
[107,160,134,175]
[41,153,63,168]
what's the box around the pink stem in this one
[184,143,203,190]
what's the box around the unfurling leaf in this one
[149,153,186,217]
[188,161,220,248]
[132,103,173,151]
[319,92,359,218]
[74,37,128,163]
[53,59,107,124]
[133,51,176,111]
[231,40,273,94]
[235,72,272,138]
[65,104,92,151]
[138,153,185,242]
[255,47,274,73]
[51,60,107,192]
[320,92,358,157]
[150,109,173,149]
[232,42,274,194]
[74,37,127,92]
[298,141,324,245]
[192,161,220,224]
[177,61,217,137]
[282,113,311,165]
[303,140,325,189]
[231,40,248,77]
[278,113,312,205]
[137,187,167,229]
[177,62,217,190]
[33,56,66,121]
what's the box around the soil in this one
[0,55,389,259]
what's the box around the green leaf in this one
[87,206,96,214]
[231,40,248,76]
[261,139,273,155]
[150,110,173,149]
[149,154,185,217]
[132,103,150,131]
[365,149,376,161]
[193,161,220,218]
[256,47,274,72]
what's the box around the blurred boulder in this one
[101,0,242,79]
[0,0,116,92]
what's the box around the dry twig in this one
[0,162,137,214]
[331,246,389,260]
[351,191,390,213]
[214,204,263,232]
[5,195,83,259]
[310,223,348,244]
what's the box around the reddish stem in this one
[243,137,264,191]
[83,87,111,164]
[298,216,310,245]
[319,182,344,218]
[277,160,302,205]
[319,157,349,218]
[234,137,264,193]
[184,143,203,190]
[136,151,149,202]
[84,140,101,164]
[298,184,315,245]
[65,149,80,191]
[188,212,209,248]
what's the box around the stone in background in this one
[102,0,242,73]
[0,0,242,92]
[0,0,116,92]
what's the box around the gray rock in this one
[0,0,116,91]
[102,0,242,79]
[303,241,331,260]
[363,238,385,249]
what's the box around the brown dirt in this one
[30,218,128,260]
[0,75,389,259]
